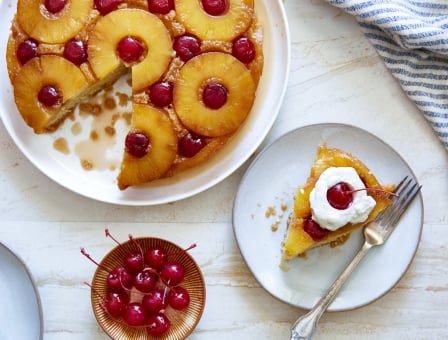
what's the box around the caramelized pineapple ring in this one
[117,104,178,190]
[16,0,93,44]
[88,8,172,92]
[173,52,256,137]
[175,0,254,41]
[12,55,89,134]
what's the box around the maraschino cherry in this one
[167,286,190,310]
[327,182,353,210]
[16,39,38,65]
[125,132,150,158]
[146,312,171,336]
[201,0,228,16]
[86,282,130,318]
[95,0,121,15]
[63,40,88,65]
[148,0,174,14]
[178,133,206,158]
[232,35,256,64]
[123,302,147,327]
[160,262,185,286]
[173,34,201,62]
[149,81,173,107]
[203,83,228,109]
[38,85,62,107]
[144,246,168,271]
[104,291,129,317]
[117,36,145,65]
[133,269,158,293]
[44,0,67,14]
[303,217,329,241]
[142,287,168,314]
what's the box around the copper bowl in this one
[90,237,206,339]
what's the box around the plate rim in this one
[0,241,44,339]
[232,122,424,311]
[0,0,291,206]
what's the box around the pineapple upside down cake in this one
[281,144,394,262]
[6,0,263,190]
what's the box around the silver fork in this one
[291,176,421,340]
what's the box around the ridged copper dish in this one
[90,237,206,339]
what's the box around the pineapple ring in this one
[173,52,256,137]
[12,55,89,134]
[117,104,178,190]
[175,0,254,41]
[16,0,93,44]
[88,8,172,92]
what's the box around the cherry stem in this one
[105,228,122,246]
[162,285,169,305]
[129,234,144,257]
[167,243,197,256]
[347,187,399,197]
[184,243,197,252]
[81,247,111,272]
[84,281,107,304]
[119,282,143,295]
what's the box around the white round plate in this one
[0,0,290,206]
[233,123,423,311]
[0,242,43,339]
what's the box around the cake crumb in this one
[79,102,102,115]
[104,126,116,137]
[90,130,99,141]
[265,206,276,218]
[122,112,132,125]
[279,262,290,272]
[330,234,350,248]
[298,252,308,259]
[271,220,280,232]
[103,96,116,110]
[81,159,93,170]
[116,91,130,106]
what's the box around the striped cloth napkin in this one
[326,0,448,151]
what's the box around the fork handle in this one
[291,242,373,340]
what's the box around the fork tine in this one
[394,175,409,192]
[388,182,421,226]
[378,176,421,231]
[394,176,413,197]
[373,175,408,222]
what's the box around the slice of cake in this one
[281,143,394,261]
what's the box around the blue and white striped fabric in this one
[326,0,448,151]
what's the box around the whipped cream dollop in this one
[309,167,376,231]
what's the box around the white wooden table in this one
[1,0,447,339]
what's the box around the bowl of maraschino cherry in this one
[81,229,205,339]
